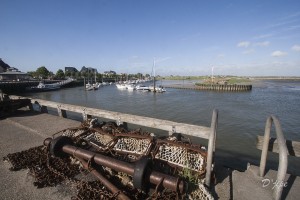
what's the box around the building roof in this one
[0,59,11,71]
[0,71,28,75]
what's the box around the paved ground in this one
[0,110,80,200]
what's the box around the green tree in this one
[97,73,103,80]
[36,66,50,79]
[27,71,38,79]
[81,71,87,78]
[55,69,65,79]
[65,71,71,77]
[75,71,81,79]
[70,71,75,78]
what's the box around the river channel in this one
[24,79,300,175]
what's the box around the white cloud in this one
[253,34,273,39]
[254,41,270,47]
[156,57,171,63]
[291,45,300,51]
[217,54,225,58]
[237,41,250,48]
[242,49,255,54]
[271,51,288,57]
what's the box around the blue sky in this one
[1,0,300,76]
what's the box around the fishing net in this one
[153,140,207,175]
[57,127,89,138]
[188,183,214,200]
[83,128,115,151]
[113,133,153,157]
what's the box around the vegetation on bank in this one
[161,75,252,85]
[161,76,207,80]
[27,66,151,81]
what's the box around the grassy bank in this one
[160,76,206,80]
[161,76,252,85]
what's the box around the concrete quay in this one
[0,111,80,200]
[0,110,299,200]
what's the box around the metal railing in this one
[259,115,288,200]
[205,109,218,186]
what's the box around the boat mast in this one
[153,58,156,92]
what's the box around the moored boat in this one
[126,84,136,91]
[30,82,60,92]
[149,85,166,93]
[116,83,127,89]
[136,85,150,91]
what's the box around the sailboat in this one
[149,58,166,93]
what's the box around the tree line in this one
[27,66,151,81]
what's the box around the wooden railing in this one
[11,95,218,186]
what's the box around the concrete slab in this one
[0,111,80,200]
[232,165,299,200]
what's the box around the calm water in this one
[24,80,300,174]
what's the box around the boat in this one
[148,58,166,92]
[126,84,136,91]
[85,83,99,91]
[93,82,101,89]
[86,86,98,91]
[149,85,166,93]
[136,85,150,91]
[30,82,60,92]
[116,83,127,89]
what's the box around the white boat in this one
[93,82,101,88]
[116,83,127,89]
[156,86,166,93]
[85,82,99,91]
[85,82,92,88]
[86,85,98,91]
[126,84,136,91]
[136,85,150,91]
[31,82,60,91]
[149,85,166,93]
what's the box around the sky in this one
[1,0,300,76]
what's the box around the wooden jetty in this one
[1,95,299,200]
[0,79,76,94]
[165,84,252,91]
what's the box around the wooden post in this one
[82,109,92,121]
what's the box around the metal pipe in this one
[62,144,134,175]
[259,115,288,200]
[205,109,218,187]
[44,138,185,193]
[76,157,130,200]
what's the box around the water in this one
[24,80,300,174]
